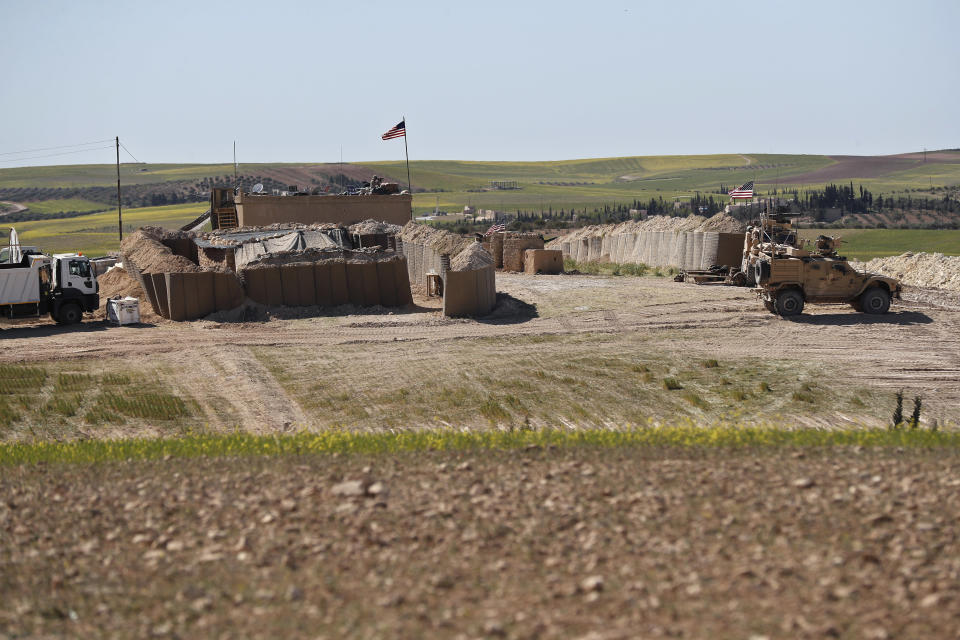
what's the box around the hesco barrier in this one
[524,249,563,274]
[558,230,744,270]
[146,271,246,321]
[239,257,411,309]
[442,265,496,317]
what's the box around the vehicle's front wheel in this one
[774,289,804,316]
[859,287,890,314]
[55,303,82,325]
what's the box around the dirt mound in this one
[698,211,746,233]
[92,266,163,322]
[120,227,199,275]
[349,219,402,235]
[400,222,473,258]
[450,242,493,271]
[850,252,960,291]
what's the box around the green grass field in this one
[799,228,960,260]
[3,152,958,218]
[20,197,110,215]
[0,424,954,466]
[11,202,207,256]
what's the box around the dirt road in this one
[3,273,959,430]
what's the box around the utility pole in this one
[233,141,238,192]
[116,136,122,242]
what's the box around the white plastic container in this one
[107,297,140,325]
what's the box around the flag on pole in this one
[381,120,406,140]
[484,223,506,235]
[729,180,754,199]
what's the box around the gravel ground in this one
[3,446,960,639]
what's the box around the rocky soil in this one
[2,447,959,638]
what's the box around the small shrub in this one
[642,372,653,383]
[43,394,83,417]
[910,396,922,429]
[662,377,682,390]
[757,381,771,393]
[0,365,47,394]
[682,392,708,409]
[730,389,747,401]
[631,364,649,373]
[100,373,132,386]
[701,359,719,369]
[55,373,94,391]
[791,391,814,403]
[891,389,904,428]
[0,399,18,429]
[100,391,190,420]
[652,268,664,277]
[479,396,509,423]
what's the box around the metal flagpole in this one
[402,116,412,211]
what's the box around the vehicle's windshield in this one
[69,260,91,278]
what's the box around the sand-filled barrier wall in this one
[550,214,748,270]
[556,229,744,270]
[399,222,472,293]
[123,226,416,321]
[399,223,498,317]
[239,254,412,309]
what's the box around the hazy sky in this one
[2,0,957,166]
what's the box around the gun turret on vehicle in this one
[750,213,901,316]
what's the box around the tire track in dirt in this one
[201,345,310,432]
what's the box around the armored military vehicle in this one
[752,230,901,317]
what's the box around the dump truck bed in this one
[0,262,41,305]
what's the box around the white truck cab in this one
[0,228,99,325]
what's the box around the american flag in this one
[729,180,754,199]
[381,120,406,140]
[484,223,506,235]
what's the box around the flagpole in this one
[402,115,412,216]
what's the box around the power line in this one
[0,145,115,164]
[118,140,142,164]
[0,138,114,157]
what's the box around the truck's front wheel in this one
[55,303,82,325]
[774,289,804,316]
[859,287,891,314]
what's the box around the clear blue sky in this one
[1,0,957,166]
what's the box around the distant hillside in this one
[1,151,958,219]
